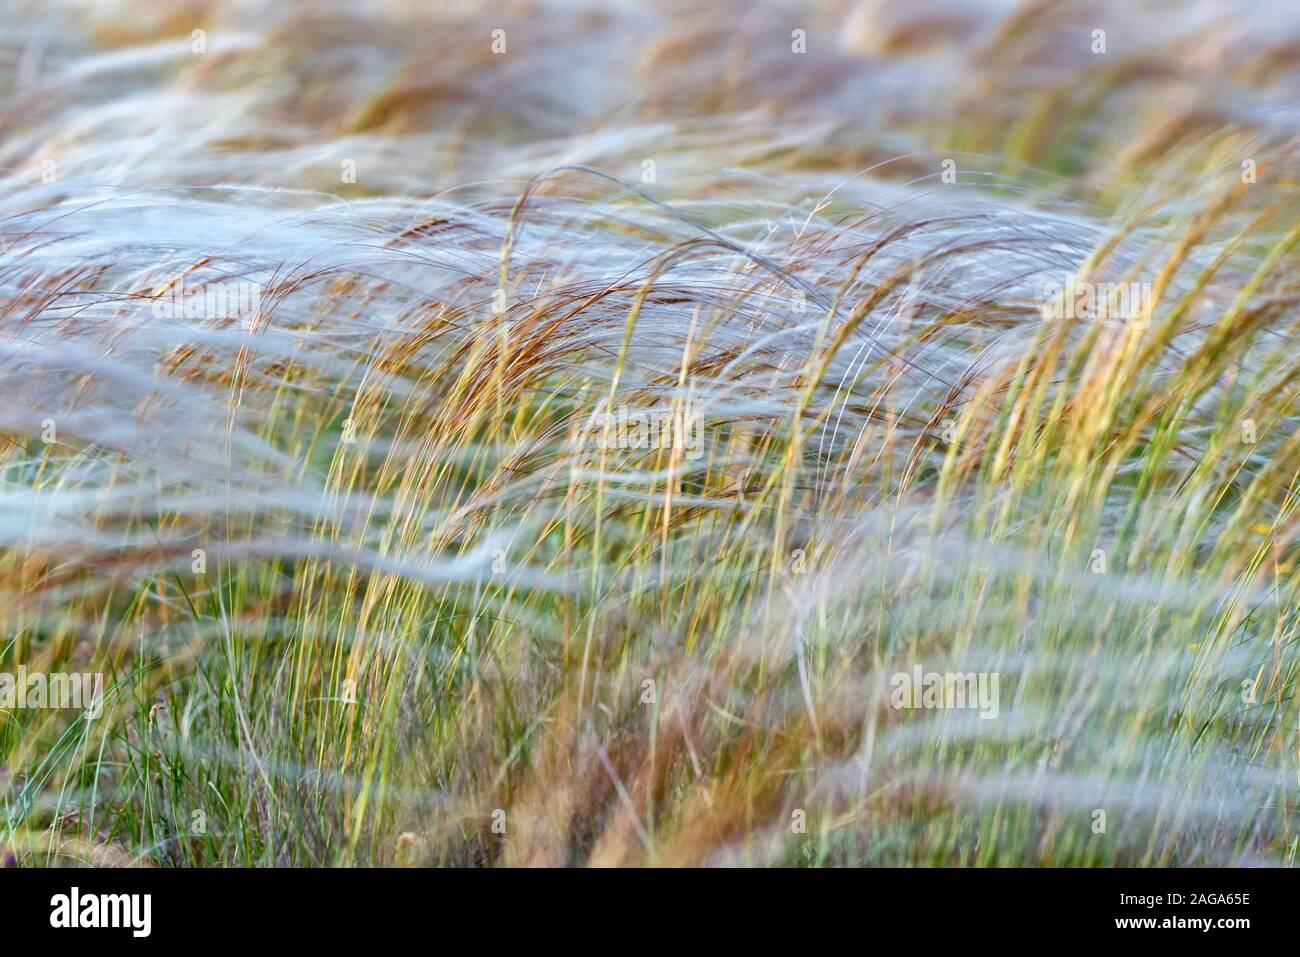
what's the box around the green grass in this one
[0,0,1298,868]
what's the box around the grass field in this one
[1,0,1298,867]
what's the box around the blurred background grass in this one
[0,0,1297,866]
